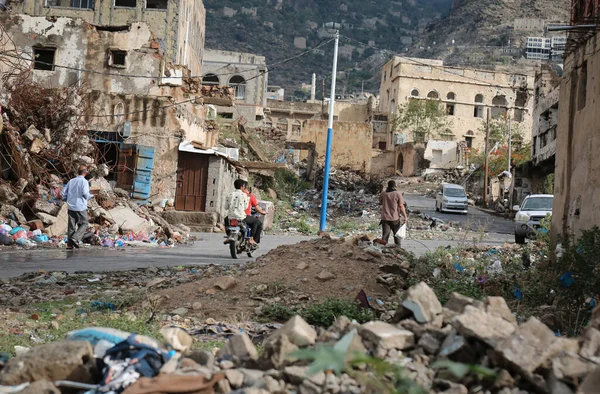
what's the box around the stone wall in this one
[395,142,426,176]
[206,155,238,221]
[301,120,373,173]
[552,32,600,240]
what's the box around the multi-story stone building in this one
[9,0,205,76]
[379,57,535,151]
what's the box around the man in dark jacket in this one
[379,180,408,246]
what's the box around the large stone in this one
[0,204,26,224]
[0,341,98,385]
[35,212,57,226]
[439,329,468,357]
[108,206,149,233]
[580,328,600,362]
[225,369,245,388]
[32,199,60,216]
[214,276,239,291]
[217,333,259,361]
[266,315,317,348]
[360,321,415,350]
[452,306,515,348]
[497,317,565,374]
[552,351,596,383]
[0,184,17,204]
[485,296,517,325]
[284,366,309,385]
[261,332,298,369]
[18,380,60,394]
[46,204,69,237]
[418,332,441,355]
[239,369,265,386]
[445,293,484,313]
[401,282,443,323]
[316,270,336,281]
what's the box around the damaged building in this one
[378,57,536,174]
[0,4,241,223]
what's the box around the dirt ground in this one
[157,236,411,321]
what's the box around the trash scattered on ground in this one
[1,282,599,393]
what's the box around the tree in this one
[391,99,452,143]
[479,115,525,148]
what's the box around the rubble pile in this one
[315,167,379,193]
[2,283,599,394]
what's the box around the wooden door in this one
[175,152,209,211]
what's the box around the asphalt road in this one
[403,193,515,235]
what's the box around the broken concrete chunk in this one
[452,305,515,348]
[0,184,18,204]
[445,292,484,313]
[46,204,69,237]
[497,317,564,374]
[262,333,299,369]
[580,328,600,362]
[418,332,441,355]
[0,340,98,386]
[360,321,415,350]
[439,329,468,357]
[32,199,60,216]
[401,282,443,323]
[35,212,57,226]
[214,276,239,291]
[23,124,41,141]
[108,206,149,233]
[552,351,596,383]
[264,315,317,357]
[225,369,245,388]
[217,333,259,361]
[485,296,517,325]
[0,204,27,224]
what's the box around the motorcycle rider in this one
[243,185,267,246]
[224,179,249,244]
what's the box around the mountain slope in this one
[203,0,453,98]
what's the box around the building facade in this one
[201,49,268,125]
[552,2,600,240]
[379,57,535,151]
[9,0,205,76]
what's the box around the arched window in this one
[229,75,246,100]
[447,92,456,100]
[465,130,475,148]
[411,89,419,97]
[492,95,508,118]
[277,118,288,132]
[292,120,302,136]
[475,94,484,103]
[202,73,220,86]
[427,90,439,99]
[113,102,125,124]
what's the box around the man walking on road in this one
[62,165,94,250]
[379,180,408,246]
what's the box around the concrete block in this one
[46,204,69,237]
[360,321,415,350]
[258,200,275,230]
[108,206,149,233]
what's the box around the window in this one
[48,0,94,8]
[411,89,419,97]
[578,61,587,111]
[277,118,288,132]
[474,95,484,118]
[114,0,136,7]
[465,130,474,148]
[432,149,443,162]
[427,91,439,99]
[446,103,455,116]
[475,94,484,103]
[145,0,167,9]
[221,113,233,119]
[384,71,387,82]
[202,74,220,86]
[108,50,127,67]
[229,75,246,100]
[292,121,301,136]
[492,95,508,118]
[33,47,56,71]
[447,92,456,101]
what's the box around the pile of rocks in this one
[2,283,599,394]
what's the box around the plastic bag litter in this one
[395,224,407,239]
[0,234,13,246]
[15,239,35,248]
[8,227,25,236]
[487,260,503,275]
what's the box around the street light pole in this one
[319,31,340,233]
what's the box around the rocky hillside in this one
[203,0,453,98]
[412,0,571,66]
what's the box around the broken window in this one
[446,103,455,116]
[145,0,167,9]
[114,0,136,7]
[492,95,508,118]
[202,74,220,86]
[229,75,246,100]
[220,113,233,119]
[109,50,127,67]
[277,118,288,132]
[474,95,484,118]
[33,47,56,71]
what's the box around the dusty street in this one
[403,193,515,234]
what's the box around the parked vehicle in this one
[513,194,554,244]
[224,218,257,259]
[436,184,468,214]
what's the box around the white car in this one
[513,194,553,244]
[436,184,468,214]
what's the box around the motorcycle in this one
[225,218,258,259]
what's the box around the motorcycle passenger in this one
[223,179,249,244]
[243,185,267,246]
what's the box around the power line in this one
[0,37,335,81]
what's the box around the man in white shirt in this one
[224,179,250,244]
[62,165,94,249]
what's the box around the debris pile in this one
[2,284,599,393]
[315,167,379,193]
[0,82,190,249]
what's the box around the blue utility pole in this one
[319,31,340,232]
